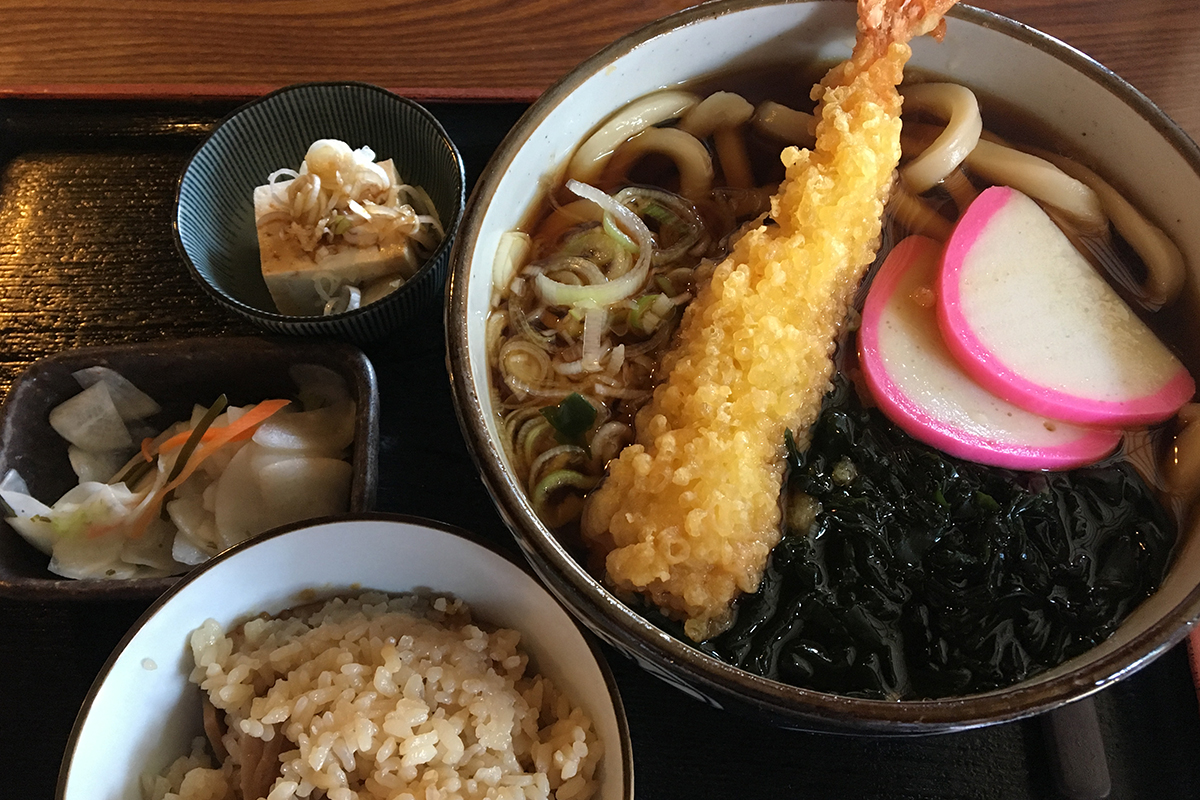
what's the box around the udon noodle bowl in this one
[484,59,1196,700]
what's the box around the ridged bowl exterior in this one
[175,82,465,343]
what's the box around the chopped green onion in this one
[602,212,639,253]
[628,294,660,333]
[531,469,600,527]
[976,491,1001,512]
[562,226,633,278]
[518,416,554,468]
[615,186,704,264]
[784,428,801,462]
[540,393,597,447]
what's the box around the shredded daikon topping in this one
[260,139,444,259]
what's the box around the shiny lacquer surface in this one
[0,1,1198,798]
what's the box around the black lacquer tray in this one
[1,96,1199,800]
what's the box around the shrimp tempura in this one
[581,0,959,641]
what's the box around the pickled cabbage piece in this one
[1,469,54,555]
[291,363,353,407]
[213,442,353,547]
[165,474,221,565]
[251,401,355,454]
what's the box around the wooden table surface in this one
[1,0,1199,138]
[2,2,1200,800]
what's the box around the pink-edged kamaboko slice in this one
[937,185,1194,426]
[859,235,1121,470]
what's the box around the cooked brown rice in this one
[143,591,602,800]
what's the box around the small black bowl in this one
[175,82,465,343]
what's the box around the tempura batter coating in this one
[582,0,957,641]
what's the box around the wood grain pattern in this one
[974,0,1200,139]
[0,1,1197,137]
[0,0,698,98]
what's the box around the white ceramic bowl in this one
[56,515,633,800]
[447,0,1200,732]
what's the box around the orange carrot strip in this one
[86,520,119,540]
[160,399,290,495]
[148,399,290,459]
[153,426,219,458]
[125,398,290,539]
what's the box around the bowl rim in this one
[446,0,1200,731]
[55,512,635,800]
[173,80,467,323]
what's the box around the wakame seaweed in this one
[695,375,1176,700]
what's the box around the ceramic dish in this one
[175,82,466,343]
[446,0,1200,732]
[57,515,633,800]
[0,336,379,600]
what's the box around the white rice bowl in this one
[56,516,632,800]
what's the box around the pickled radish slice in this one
[859,235,1121,469]
[48,382,133,452]
[71,366,161,421]
[938,186,1194,425]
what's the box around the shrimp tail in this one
[860,0,957,51]
[819,0,957,106]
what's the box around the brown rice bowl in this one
[56,515,633,800]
